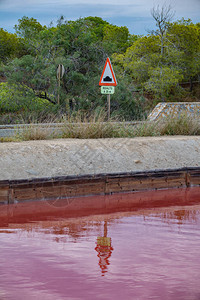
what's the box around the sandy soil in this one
[0,136,200,181]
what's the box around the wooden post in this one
[57,64,65,105]
[107,94,110,120]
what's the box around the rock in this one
[26,169,39,176]
[134,160,142,164]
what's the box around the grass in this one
[159,113,200,136]
[0,112,199,142]
[61,112,123,139]
[0,111,62,125]
[16,125,56,141]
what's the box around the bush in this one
[0,82,56,113]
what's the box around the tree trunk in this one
[190,78,193,92]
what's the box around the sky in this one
[0,0,199,35]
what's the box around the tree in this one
[0,82,55,114]
[3,17,108,110]
[103,24,129,54]
[84,16,109,40]
[14,16,45,40]
[0,28,25,62]
[113,7,200,101]
[151,4,175,56]
[167,19,200,90]
[113,35,161,84]
[2,18,61,105]
[144,66,183,98]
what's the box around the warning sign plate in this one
[101,86,115,94]
[99,58,117,86]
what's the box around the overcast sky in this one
[0,0,199,35]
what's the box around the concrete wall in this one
[148,102,200,121]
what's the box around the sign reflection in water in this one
[95,221,114,276]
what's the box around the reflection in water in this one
[95,221,114,276]
[0,188,200,300]
[159,208,200,225]
[0,187,200,229]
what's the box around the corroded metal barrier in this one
[0,167,199,205]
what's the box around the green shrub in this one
[0,82,55,113]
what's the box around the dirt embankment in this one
[0,136,200,181]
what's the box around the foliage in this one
[0,28,25,62]
[144,67,183,99]
[103,24,130,54]
[167,19,200,83]
[14,16,45,40]
[0,82,56,113]
[114,17,200,101]
[0,11,199,124]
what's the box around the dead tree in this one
[151,4,175,56]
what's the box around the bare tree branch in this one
[151,3,175,55]
[151,3,175,36]
[35,91,57,104]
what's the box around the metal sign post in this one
[107,94,111,120]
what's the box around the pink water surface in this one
[0,189,200,300]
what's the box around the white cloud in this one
[1,0,144,6]
[1,0,199,17]
[0,0,199,35]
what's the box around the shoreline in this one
[0,136,200,181]
[0,166,199,205]
[0,136,199,204]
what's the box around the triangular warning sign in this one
[99,57,117,86]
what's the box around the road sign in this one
[57,64,65,79]
[101,86,115,94]
[99,58,117,86]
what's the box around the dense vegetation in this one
[0,9,200,124]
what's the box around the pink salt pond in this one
[0,187,200,300]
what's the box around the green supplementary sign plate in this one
[101,86,115,94]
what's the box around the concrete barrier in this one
[148,102,200,121]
